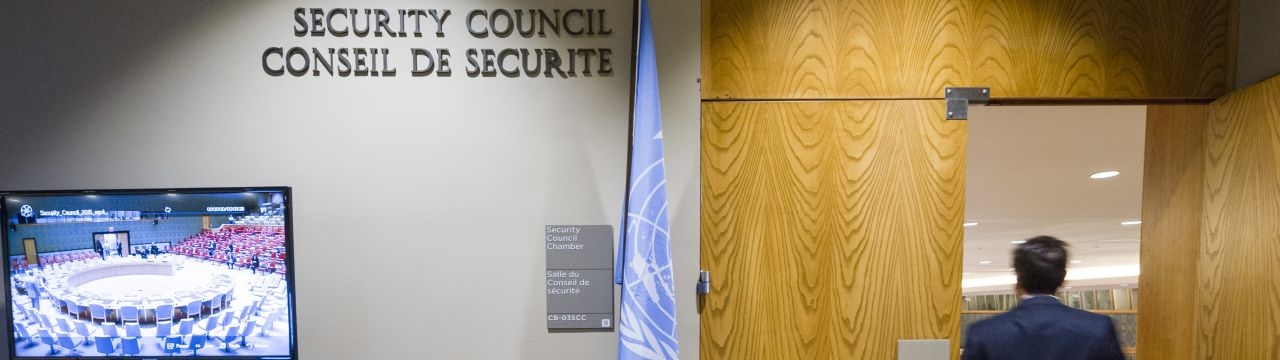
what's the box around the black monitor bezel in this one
[0,186,299,360]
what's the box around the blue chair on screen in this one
[186,300,203,320]
[163,335,185,355]
[218,311,236,330]
[215,325,240,352]
[89,304,108,323]
[56,317,72,334]
[37,311,58,330]
[200,314,220,334]
[125,322,142,338]
[102,323,120,338]
[15,302,29,321]
[209,293,225,314]
[237,304,253,324]
[119,305,139,324]
[36,329,59,355]
[187,334,207,355]
[178,318,195,337]
[154,304,175,324]
[120,337,141,356]
[94,336,118,356]
[14,322,36,346]
[57,334,80,355]
[38,313,56,330]
[74,320,95,344]
[258,309,282,335]
[154,321,173,339]
[237,320,258,349]
[64,299,81,320]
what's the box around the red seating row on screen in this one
[171,225,286,275]
[13,250,99,271]
[46,252,96,265]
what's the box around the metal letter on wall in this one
[545,225,614,329]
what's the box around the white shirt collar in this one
[1019,294,1061,301]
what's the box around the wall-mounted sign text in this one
[263,7,616,79]
[545,225,614,330]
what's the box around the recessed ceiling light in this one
[979,260,992,264]
[1090,170,1120,179]
[1070,260,1083,264]
[1121,220,1142,226]
[1011,240,1026,244]
[963,222,979,227]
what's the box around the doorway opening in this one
[961,105,1145,357]
[92,230,131,258]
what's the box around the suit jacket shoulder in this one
[962,296,1124,360]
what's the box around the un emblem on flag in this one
[618,220,679,359]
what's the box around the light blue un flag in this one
[615,1,678,359]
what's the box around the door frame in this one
[22,238,37,265]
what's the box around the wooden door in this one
[23,238,37,265]
[701,100,965,359]
[118,232,131,256]
[1195,77,1280,359]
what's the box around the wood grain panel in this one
[1137,104,1207,360]
[702,0,1233,100]
[1198,76,1280,359]
[700,101,965,359]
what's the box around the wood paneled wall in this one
[702,0,1239,358]
[1138,77,1280,360]
[1138,105,1208,360]
[1197,76,1280,359]
[701,101,965,359]
[703,0,1234,100]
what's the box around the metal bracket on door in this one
[944,87,991,120]
[697,270,711,295]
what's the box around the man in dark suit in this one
[962,236,1125,360]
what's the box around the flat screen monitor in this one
[1,187,297,359]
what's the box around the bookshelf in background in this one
[961,287,1139,359]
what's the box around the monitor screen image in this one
[1,188,297,359]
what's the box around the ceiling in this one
[962,105,1146,293]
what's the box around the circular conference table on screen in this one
[37,257,235,324]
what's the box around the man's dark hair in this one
[1013,236,1069,294]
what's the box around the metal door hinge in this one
[944,87,991,120]
[697,270,711,295]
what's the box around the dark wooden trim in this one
[701,97,1217,105]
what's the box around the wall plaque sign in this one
[545,225,613,329]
